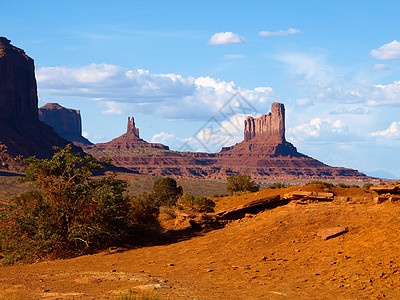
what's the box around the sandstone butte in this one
[0,37,81,170]
[0,36,371,181]
[39,103,92,147]
[83,103,370,181]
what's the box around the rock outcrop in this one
[0,37,81,168]
[83,103,370,182]
[39,103,92,146]
[244,102,285,143]
[85,117,169,151]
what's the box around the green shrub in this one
[337,183,350,188]
[152,177,182,207]
[267,182,286,189]
[306,181,334,188]
[363,183,374,190]
[226,174,260,194]
[0,145,130,265]
[129,193,161,234]
[178,194,216,212]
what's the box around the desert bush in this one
[115,290,160,300]
[363,183,374,190]
[158,206,176,221]
[128,193,161,235]
[0,145,131,265]
[152,177,182,207]
[306,181,334,188]
[178,194,216,213]
[337,183,350,188]
[211,193,229,198]
[226,174,260,194]
[267,182,286,189]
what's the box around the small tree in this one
[0,145,130,265]
[152,177,182,206]
[226,174,260,194]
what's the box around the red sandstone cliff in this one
[39,103,92,146]
[0,37,81,168]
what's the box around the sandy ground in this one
[1,186,400,299]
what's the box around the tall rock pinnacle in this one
[127,117,140,138]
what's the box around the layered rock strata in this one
[84,103,369,181]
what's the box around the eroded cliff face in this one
[39,103,92,146]
[0,37,81,167]
[244,102,285,143]
[221,102,300,157]
[83,104,369,181]
[0,37,38,122]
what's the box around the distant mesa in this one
[39,103,92,146]
[83,102,370,181]
[0,37,81,170]
[85,116,169,151]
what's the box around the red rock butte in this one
[84,103,370,181]
[39,103,92,146]
[0,37,81,167]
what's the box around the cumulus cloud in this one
[287,118,348,142]
[370,40,400,60]
[371,122,400,138]
[37,63,276,120]
[208,32,247,45]
[258,28,302,37]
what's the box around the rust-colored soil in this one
[1,187,400,299]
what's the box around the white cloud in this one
[82,131,89,138]
[277,51,400,106]
[208,32,247,45]
[369,63,394,71]
[258,28,302,37]
[370,40,400,60]
[224,54,245,60]
[37,64,276,120]
[372,122,400,138]
[287,118,348,142]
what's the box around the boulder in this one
[317,226,348,240]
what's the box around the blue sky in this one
[2,0,400,178]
